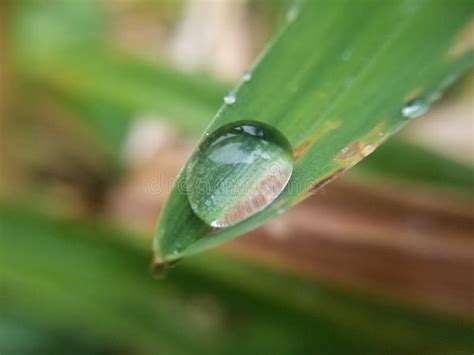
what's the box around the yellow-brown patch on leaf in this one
[447,19,474,58]
[367,122,386,137]
[311,120,341,142]
[337,141,363,160]
[293,140,311,160]
[293,121,341,160]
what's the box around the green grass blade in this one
[1,203,473,355]
[155,0,474,261]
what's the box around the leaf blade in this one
[155,0,474,261]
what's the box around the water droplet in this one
[224,93,236,105]
[339,145,355,158]
[242,71,252,82]
[286,3,299,22]
[402,98,429,119]
[185,121,293,228]
[362,144,375,157]
[341,147,350,154]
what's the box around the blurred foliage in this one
[2,204,473,355]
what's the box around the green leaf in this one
[1,203,473,355]
[154,0,474,262]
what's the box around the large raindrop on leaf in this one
[185,121,293,228]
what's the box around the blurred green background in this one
[1,1,473,354]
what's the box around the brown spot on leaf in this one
[337,141,362,159]
[293,140,311,160]
[447,19,474,58]
[309,168,346,195]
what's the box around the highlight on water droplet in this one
[242,71,252,82]
[286,2,299,22]
[362,144,375,157]
[185,121,294,228]
[224,93,236,105]
[338,141,360,159]
[340,146,352,155]
[402,98,429,119]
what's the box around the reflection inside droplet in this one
[185,121,294,228]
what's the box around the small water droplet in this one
[224,93,236,105]
[362,144,375,157]
[286,3,299,22]
[337,141,361,159]
[185,121,294,228]
[242,71,252,82]
[402,98,429,119]
[341,146,351,155]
